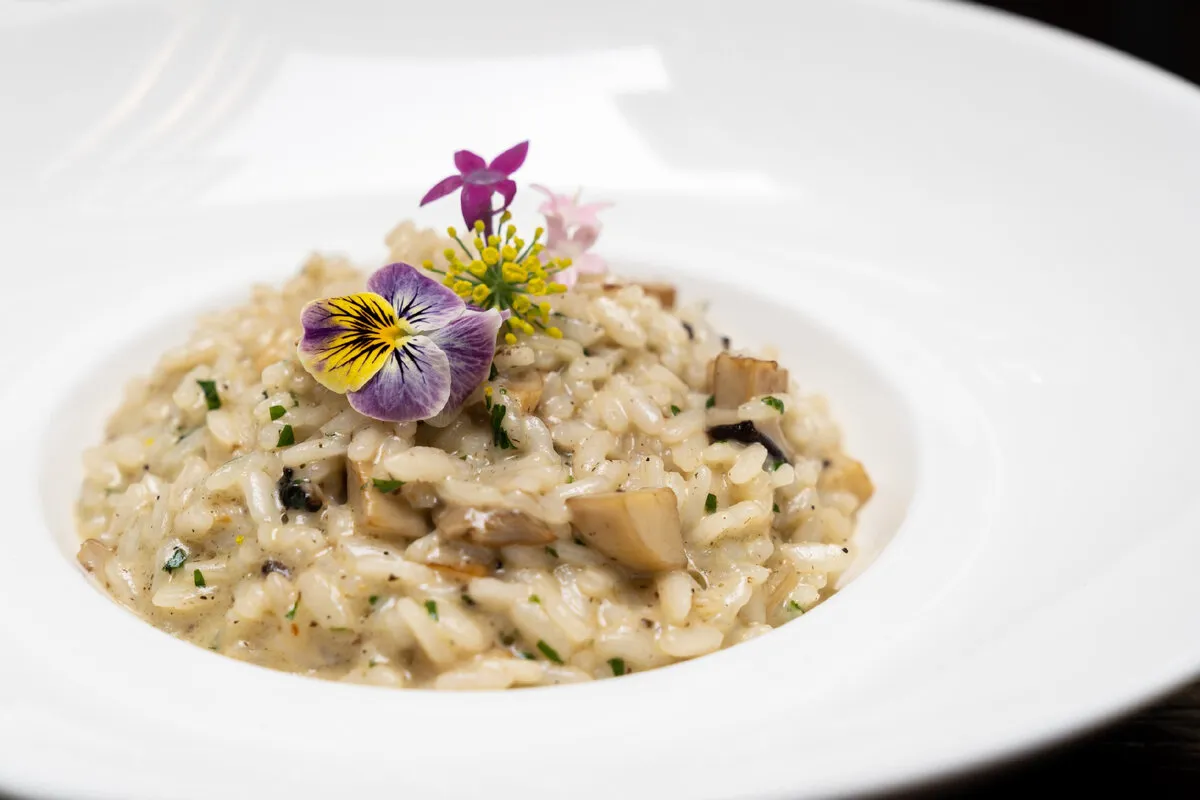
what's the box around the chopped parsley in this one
[608,657,627,676]
[285,595,301,620]
[269,404,287,421]
[566,475,575,483]
[487,400,513,449]
[536,640,564,664]
[529,594,541,604]
[704,493,717,514]
[424,599,439,620]
[669,404,681,416]
[368,595,379,606]
[372,478,404,494]
[545,546,558,558]
[518,651,535,660]
[192,569,206,588]
[197,380,221,410]
[771,459,786,471]
[488,362,499,380]
[162,546,188,573]
[276,424,295,448]
[705,395,715,408]
[762,396,785,413]
[787,600,804,614]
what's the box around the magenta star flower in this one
[419,141,529,235]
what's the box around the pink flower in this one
[532,185,611,286]
[420,141,528,236]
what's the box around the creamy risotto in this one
[75,221,873,689]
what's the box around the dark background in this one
[970,0,1200,84]
[918,1,1200,797]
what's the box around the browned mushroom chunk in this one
[77,538,112,574]
[602,281,677,309]
[566,488,685,572]
[498,370,544,414]
[711,353,788,409]
[818,454,875,504]
[708,353,794,464]
[435,505,558,547]
[347,460,428,540]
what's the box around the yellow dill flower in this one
[422,259,434,270]
[534,226,545,238]
[467,259,487,277]
[474,236,485,251]
[528,278,547,295]
[512,295,532,314]
[487,235,501,247]
[501,245,517,261]
[516,319,535,335]
[484,385,493,399]
[442,276,457,287]
[474,220,485,233]
[532,243,545,255]
[447,226,458,238]
[539,302,551,318]
[235,534,245,545]
[546,326,563,339]
[514,237,525,251]
[501,262,528,283]
[443,248,456,260]
[471,284,491,304]
[482,247,500,266]
[547,282,568,294]
[453,280,473,297]
[505,332,517,345]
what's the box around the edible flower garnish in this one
[420,141,529,235]
[424,217,570,345]
[298,263,502,422]
[532,185,610,285]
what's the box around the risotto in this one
[75,147,872,689]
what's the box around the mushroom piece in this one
[566,488,686,572]
[498,370,544,414]
[708,353,794,463]
[818,454,875,504]
[347,459,428,540]
[435,506,558,547]
[603,280,677,309]
[711,353,788,409]
[77,538,112,574]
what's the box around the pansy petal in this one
[460,183,493,231]
[454,149,487,174]
[419,174,463,206]
[298,292,401,394]
[489,140,529,175]
[348,335,452,422]
[367,262,464,332]
[426,308,504,416]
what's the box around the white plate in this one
[3,1,1200,797]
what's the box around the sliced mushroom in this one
[711,353,788,409]
[603,281,677,309]
[407,534,499,579]
[818,454,874,504]
[566,488,686,572]
[77,538,112,574]
[347,459,428,540]
[708,354,794,463]
[498,370,544,414]
[435,505,558,547]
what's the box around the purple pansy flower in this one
[419,141,529,235]
[297,263,502,423]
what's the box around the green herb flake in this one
[787,600,804,614]
[162,546,188,573]
[269,404,287,421]
[368,595,379,606]
[276,424,295,448]
[197,380,221,411]
[536,640,564,664]
[771,459,786,471]
[488,402,514,449]
[705,395,715,409]
[773,503,780,513]
[529,594,541,605]
[608,657,627,676]
[488,362,499,380]
[518,651,535,660]
[424,599,439,620]
[762,396,785,413]
[462,594,476,607]
[705,493,718,514]
[670,404,682,416]
[330,626,349,632]
[566,475,575,483]
[285,595,301,620]
[192,569,206,588]
[372,478,404,494]
[545,546,558,558]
